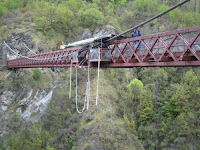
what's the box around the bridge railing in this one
[106,26,200,67]
[7,47,82,68]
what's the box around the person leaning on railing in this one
[132,29,142,49]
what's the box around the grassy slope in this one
[71,69,144,150]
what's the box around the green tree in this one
[137,91,154,125]
[78,8,104,30]
[183,12,200,27]
[32,68,42,81]
[126,78,144,100]
[25,124,53,150]
[0,3,7,17]
[35,16,51,32]
[132,0,158,14]
[163,84,189,118]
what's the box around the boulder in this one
[83,114,94,122]
[174,137,186,144]
[82,29,92,39]
[93,25,117,37]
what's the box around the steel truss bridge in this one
[6,26,200,68]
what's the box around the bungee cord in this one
[74,51,91,113]
[75,62,87,114]
[95,40,101,106]
[153,23,160,150]
[86,55,90,110]
[69,58,73,100]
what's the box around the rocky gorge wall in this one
[0,41,7,70]
[0,27,57,139]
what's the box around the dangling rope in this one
[152,45,158,150]
[86,53,90,110]
[75,62,87,114]
[69,58,72,99]
[85,79,89,110]
[95,40,102,106]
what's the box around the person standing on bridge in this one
[132,29,142,49]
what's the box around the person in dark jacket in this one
[132,29,142,49]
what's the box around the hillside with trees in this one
[0,0,200,150]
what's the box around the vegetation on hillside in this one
[0,0,200,149]
[0,0,199,41]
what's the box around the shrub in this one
[66,135,76,149]
[118,10,135,30]
[157,4,170,14]
[34,3,73,35]
[12,78,24,89]
[0,80,5,87]
[137,91,154,126]
[35,16,51,32]
[132,0,158,14]
[183,12,200,27]
[32,68,42,81]
[105,16,121,31]
[169,8,182,21]
[78,8,104,30]
[0,3,7,17]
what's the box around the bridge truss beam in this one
[6,26,200,68]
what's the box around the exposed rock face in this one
[5,30,39,60]
[0,41,7,70]
[93,25,117,37]
[1,28,52,66]
[0,89,20,113]
[0,28,55,138]
[174,137,187,145]
[82,25,117,40]
[82,29,92,39]
[16,89,53,122]
[0,70,55,137]
[2,12,24,27]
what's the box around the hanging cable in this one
[69,58,72,99]
[152,25,160,150]
[86,52,90,110]
[23,43,36,55]
[85,79,89,110]
[4,41,72,61]
[4,41,38,60]
[95,40,102,106]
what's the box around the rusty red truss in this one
[7,26,200,68]
[7,47,81,68]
